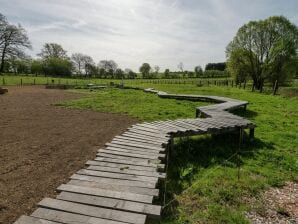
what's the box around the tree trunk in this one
[0,44,7,72]
[273,80,279,95]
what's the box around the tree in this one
[98,60,117,75]
[177,62,184,72]
[194,66,203,77]
[31,59,44,76]
[38,43,68,59]
[115,68,124,79]
[205,62,226,71]
[0,13,31,72]
[153,65,160,74]
[124,68,137,79]
[164,68,170,78]
[226,16,298,90]
[139,63,151,78]
[71,53,85,74]
[43,57,73,77]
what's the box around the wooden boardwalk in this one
[14,88,255,224]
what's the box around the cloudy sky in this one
[1,0,297,71]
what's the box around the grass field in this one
[62,84,298,223]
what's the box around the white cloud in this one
[1,0,297,71]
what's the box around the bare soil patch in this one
[0,86,138,224]
[246,182,298,223]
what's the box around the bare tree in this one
[38,43,67,59]
[0,13,31,72]
[153,65,160,74]
[177,62,184,72]
[71,53,94,76]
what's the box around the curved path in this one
[15,88,255,224]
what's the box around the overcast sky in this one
[1,0,297,71]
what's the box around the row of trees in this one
[226,16,298,91]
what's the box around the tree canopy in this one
[0,13,31,72]
[226,16,298,90]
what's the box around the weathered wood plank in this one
[94,157,165,169]
[97,149,163,160]
[108,140,165,151]
[97,152,161,165]
[14,215,59,224]
[86,160,158,172]
[105,146,164,157]
[32,208,125,224]
[71,174,157,188]
[57,192,161,218]
[116,136,167,146]
[113,137,165,147]
[38,198,146,224]
[126,129,168,139]
[68,179,159,196]
[106,143,165,153]
[57,184,153,203]
[87,165,166,179]
[122,132,169,142]
[77,169,158,184]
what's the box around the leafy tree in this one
[205,62,226,71]
[0,13,31,72]
[139,63,151,78]
[164,68,170,78]
[124,68,137,79]
[38,43,68,59]
[226,16,298,90]
[31,59,44,76]
[194,66,203,77]
[115,68,124,79]
[43,57,73,77]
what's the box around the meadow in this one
[61,83,298,223]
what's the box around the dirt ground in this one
[0,86,138,224]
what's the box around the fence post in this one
[21,78,23,86]
[243,80,246,89]
[273,80,278,95]
[33,78,36,85]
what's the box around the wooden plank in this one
[14,215,59,224]
[57,192,161,218]
[128,126,167,135]
[38,198,146,224]
[94,157,165,169]
[107,141,164,151]
[57,184,153,203]
[117,135,167,145]
[106,143,165,153]
[113,136,165,147]
[87,165,166,179]
[68,179,159,196]
[71,174,157,188]
[126,129,168,139]
[97,149,163,160]
[32,208,125,224]
[86,160,158,172]
[97,153,161,165]
[111,139,165,150]
[77,169,158,184]
[105,146,164,157]
[122,132,169,142]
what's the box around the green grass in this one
[62,88,208,121]
[61,84,298,223]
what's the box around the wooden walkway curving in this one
[14,88,255,224]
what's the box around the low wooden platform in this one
[14,88,255,224]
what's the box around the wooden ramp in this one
[14,89,255,224]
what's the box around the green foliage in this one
[227,16,298,89]
[203,69,230,78]
[139,63,151,78]
[43,57,73,77]
[205,62,226,71]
